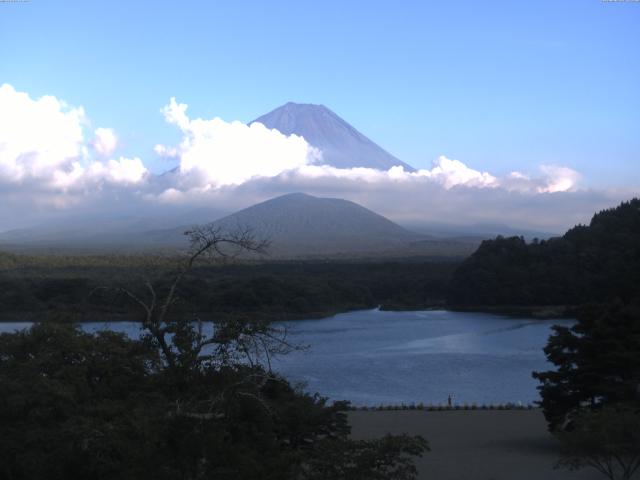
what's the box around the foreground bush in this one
[0,323,427,480]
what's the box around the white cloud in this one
[498,165,581,194]
[156,97,321,187]
[285,156,498,189]
[154,144,179,159]
[86,157,148,184]
[286,157,576,194]
[0,85,620,235]
[537,165,580,193]
[92,127,117,157]
[0,84,147,196]
[0,83,85,183]
[418,156,498,188]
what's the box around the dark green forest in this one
[0,258,457,322]
[449,199,640,307]
[3,199,640,321]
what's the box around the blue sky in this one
[2,0,638,185]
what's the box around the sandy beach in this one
[349,409,603,480]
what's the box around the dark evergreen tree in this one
[533,301,640,431]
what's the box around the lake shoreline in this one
[0,303,577,323]
[448,304,579,319]
[0,306,374,324]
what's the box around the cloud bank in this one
[155,98,322,187]
[0,84,148,197]
[0,84,628,233]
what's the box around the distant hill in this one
[0,208,228,252]
[401,221,557,241]
[143,193,480,258]
[0,193,479,258]
[449,198,640,306]
[182,192,425,257]
[251,102,414,171]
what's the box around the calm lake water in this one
[0,309,571,406]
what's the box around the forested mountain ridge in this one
[449,198,640,306]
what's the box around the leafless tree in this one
[92,223,310,421]
[111,224,298,370]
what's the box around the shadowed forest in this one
[2,199,639,322]
[0,257,456,322]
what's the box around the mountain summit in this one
[251,103,414,171]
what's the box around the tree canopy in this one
[533,301,640,480]
[533,301,640,431]
[0,320,429,480]
[449,199,640,306]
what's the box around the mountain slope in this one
[209,192,421,256]
[251,102,414,171]
[0,208,228,251]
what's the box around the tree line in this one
[0,259,457,322]
[449,199,640,306]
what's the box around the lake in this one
[0,309,571,406]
